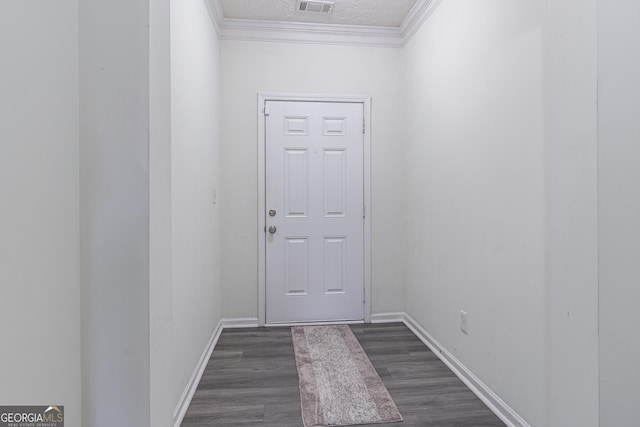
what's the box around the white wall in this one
[150,0,174,425]
[402,2,547,425]
[170,0,223,410]
[219,40,404,319]
[0,2,81,426]
[597,0,640,424]
[79,0,222,423]
[547,0,599,425]
[79,0,151,425]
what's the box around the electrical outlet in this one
[460,310,468,335]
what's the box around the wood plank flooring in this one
[181,323,505,427]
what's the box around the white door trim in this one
[257,93,372,326]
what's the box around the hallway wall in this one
[219,40,405,319]
[170,0,223,411]
[547,0,599,424]
[597,0,640,423]
[79,0,153,424]
[401,2,547,425]
[0,2,81,425]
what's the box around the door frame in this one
[257,93,372,326]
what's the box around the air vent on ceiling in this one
[297,0,334,14]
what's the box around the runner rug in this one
[291,325,403,427]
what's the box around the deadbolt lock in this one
[269,209,276,217]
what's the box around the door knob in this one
[268,225,277,234]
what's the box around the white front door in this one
[265,100,364,323]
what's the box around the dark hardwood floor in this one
[181,322,505,427]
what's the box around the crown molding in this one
[203,0,224,33]
[206,0,443,48]
[219,18,403,48]
[400,0,444,44]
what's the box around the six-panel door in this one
[265,101,364,323]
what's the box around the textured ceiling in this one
[220,0,420,28]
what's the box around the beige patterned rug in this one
[292,325,403,427]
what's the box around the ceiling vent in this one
[297,0,334,14]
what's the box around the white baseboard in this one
[266,319,364,327]
[370,312,406,323]
[173,319,224,427]
[220,317,259,328]
[400,313,530,427]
